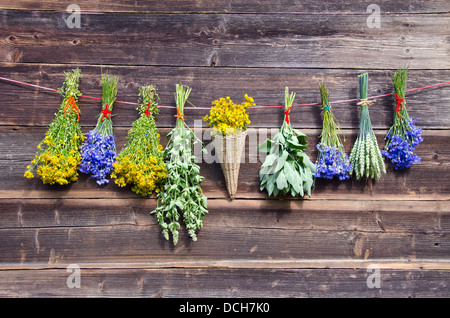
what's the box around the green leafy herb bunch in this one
[258,87,316,197]
[152,84,208,245]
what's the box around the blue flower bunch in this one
[314,83,352,181]
[79,72,118,185]
[382,118,423,170]
[314,144,352,180]
[382,67,423,170]
[80,130,117,185]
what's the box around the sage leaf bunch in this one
[258,87,316,197]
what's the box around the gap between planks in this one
[0,192,448,201]
[1,259,450,271]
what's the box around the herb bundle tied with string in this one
[24,68,84,185]
[314,83,352,180]
[258,87,316,197]
[349,73,386,180]
[382,67,423,170]
[79,72,118,185]
[111,84,167,196]
[152,84,208,245]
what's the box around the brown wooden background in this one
[0,1,449,298]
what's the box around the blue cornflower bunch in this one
[314,144,352,180]
[314,83,352,181]
[79,131,117,185]
[80,72,118,185]
[382,119,423,170]
[382,67,423,170]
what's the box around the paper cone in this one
[212,131,247,200]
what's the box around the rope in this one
[0,76,448,111]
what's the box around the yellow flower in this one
[244,94,254,104]
[204,95,255,136]
[24,171,34,178]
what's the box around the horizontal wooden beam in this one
[0,0,449,14]
[0,219,447,265]
[0,266,448,297]
[1,198,448,230]
[0,10,449,69]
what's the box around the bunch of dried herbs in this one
[152,84,208,245]
[258,87,316,197]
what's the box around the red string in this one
[144,102,152,117]
[100,103,112,121]
[174,106,185,121]
[284,106,292,124]
[0,76,448,111]
[395,93,405,118]
[63,96,80,121]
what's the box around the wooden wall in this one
[0,1,449,298]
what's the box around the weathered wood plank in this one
[1,126,448,200]
[0,64,449,129]
[0,198,448,267]
[1,10,449,69]
[0,220,447,264]
[0,267,448,297]
[1,198,448,234]
[1,0,449,14]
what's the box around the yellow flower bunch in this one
[203,94,255,136]
[112,152,167,196]
[110,84,167,197]
[34,152,81,185]
[24,69,84,185]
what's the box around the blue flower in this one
[79,130,117,185]
[382,118,422,170]
[314,143,352,180]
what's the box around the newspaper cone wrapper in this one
[212,130,247,200]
